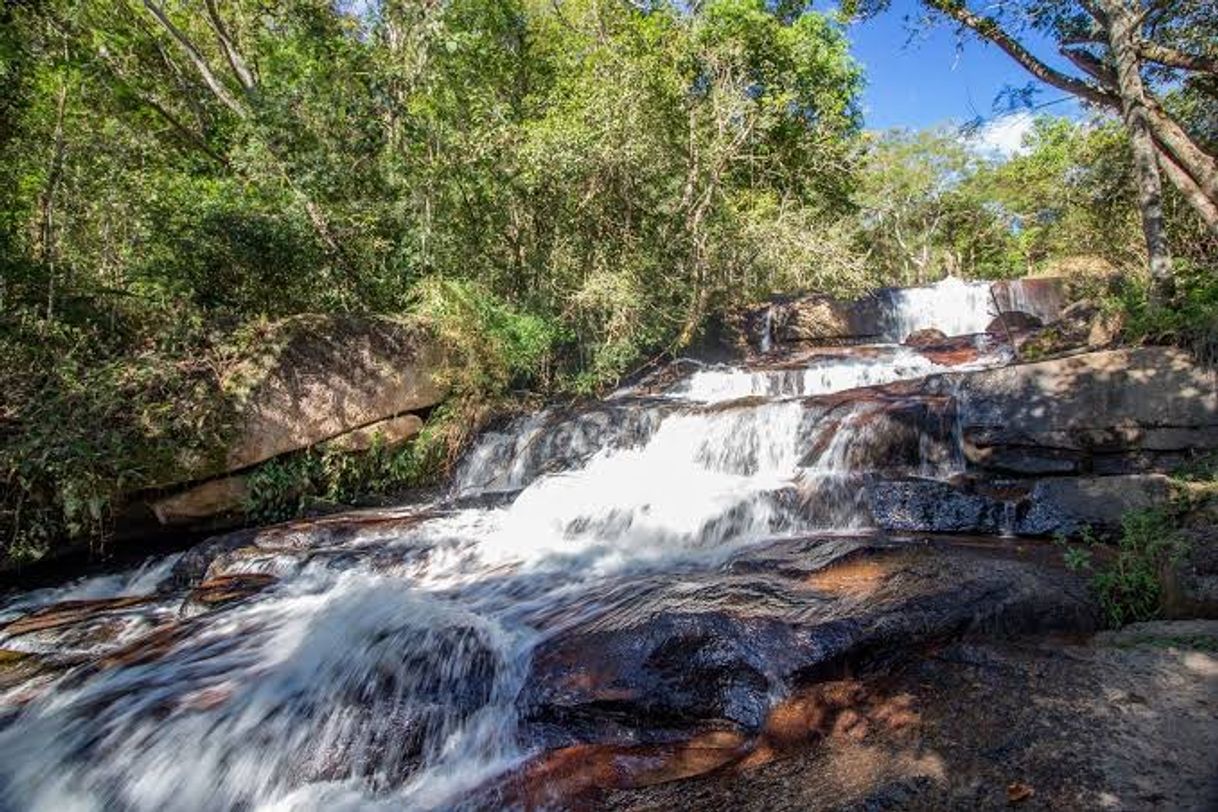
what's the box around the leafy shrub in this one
[1102,262,1218,362]
[413,277,563,397]
[244,420,450,525]
[1058,508,1189,627]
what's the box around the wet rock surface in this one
[165,506,438,588]
[604,621,1218,812]
[865,474,1173,536]
[518,537,1096,761]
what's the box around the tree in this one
[854,129,984,283]
[849,0,1218,297]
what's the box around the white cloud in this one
[969,112,1037,159]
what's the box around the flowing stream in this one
[0,279,1009,811]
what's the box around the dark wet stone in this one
[985,311,1043,334]
[518,538,1096,757]
[1014,475,1170,536]
[865,478,1006,534]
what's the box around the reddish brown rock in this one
[903,328,949,348]
[1,595,152,638]
[187,573,277,607]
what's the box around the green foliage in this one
[245,421,450,525]
[0,309,229,564]
[1,0,870,565]
[1057,510,1189,628]
[413,277,562,396]
[1102,262,1218,362]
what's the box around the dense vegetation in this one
[1,0,1215,567]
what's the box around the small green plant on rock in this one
[245,421,450,525]
[1057,509,1189,628]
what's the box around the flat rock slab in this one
[604,621,1218,811]
[514,536,1098,796]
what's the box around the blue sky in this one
[843,0,1082,142]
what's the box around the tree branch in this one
[1136,40,1218,76]
[140,0,247,117]
[202,0,257,92]
[921,0,1119,107]
[1157,145,1218,235]
[1144,93,1218,203]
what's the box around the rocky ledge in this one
[468,535,1098,807]
[602,620,1218,811]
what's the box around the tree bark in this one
[141,0,247,117]
[1143,95,1218,206]
[1157,146,1218,233]
[202,0,256,92]
[1099,0,1172,298]
[39,78,69,323]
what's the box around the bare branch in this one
[140,0,247,117]
[202,0,257,92]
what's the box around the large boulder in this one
[767,295,879,345]
[141,317,446,527]
[929,347,1218,476]
[219,315,445,473]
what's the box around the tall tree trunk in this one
[36,76,69,323]
[1100,0,1173,301]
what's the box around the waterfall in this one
[877,276,996,341]
[670,344,991,404]
[0,289,1013,812]
[759,304,775,354]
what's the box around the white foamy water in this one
[671,346,942,403]
[670,343,1008,405]
[0,287,1005,811]
[879,276,996,340]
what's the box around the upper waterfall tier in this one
[876,276,997,340]
[749,275,1067,350]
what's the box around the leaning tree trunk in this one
[1101,0,1173,302]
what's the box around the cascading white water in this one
[759,304,776,354]
[669,344,1006,404]
[0,287,1012,811]
[878,276,997,341]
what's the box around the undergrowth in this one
[1057,508,1189,628]
[244,411,455,525]
[1100,261,1218,363]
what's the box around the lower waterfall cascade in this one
[0,282,1036,810]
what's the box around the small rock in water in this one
[903,327,949,348]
